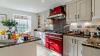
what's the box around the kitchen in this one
[36,0,100,56]
[0,0,99,56]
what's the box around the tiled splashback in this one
[69,21,100,32]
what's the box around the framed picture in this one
[0,14,7,21]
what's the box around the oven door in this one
[49,38,63,54]
[45,36,63,54]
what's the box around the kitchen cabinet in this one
[66,1,77,23]
[92,0,100,19]
[82,46,100,56]
[63,36,77,56]
[63,36,74,56]
[77,40,83,56]
[63,35,69,56]
[77,0,92,21]
[66,0,92,23]
[69,37,76,56]
[63,35,87,56]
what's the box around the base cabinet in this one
[63,35,69,56]
[63,35,87,56]
[63,36,74,56]
[82,46,100,56]
[92,0,100,19]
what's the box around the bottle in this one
[12,32,16,41]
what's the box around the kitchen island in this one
[82,43,100,56]
[0,37,41,56]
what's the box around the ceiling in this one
[0,0,72,13]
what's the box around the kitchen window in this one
[13,14,31,34]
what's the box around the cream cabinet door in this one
[92,0,95,17]
[66,1,77,23]
[77,0,92,21]
[68,36,74,56]
[63,36,69,56]
[94,0,100,18]
[82,46,94,56]
[82,46,100,56]
[77,40,83,56]
[63,36,74,56]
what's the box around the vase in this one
[7,30,12,39]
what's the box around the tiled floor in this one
[36,41,61,56]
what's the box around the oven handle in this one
[48,36,62,39]
[48,37,63,41]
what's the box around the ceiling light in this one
[71,23,78,26]
[41,0,45,3]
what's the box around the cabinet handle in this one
[74,39,76,44]
[91,11,94,17]
[74,39,77,44]
[78,14,79,19]
[75,15,77,19]
[72,39,73,43]
[81,50,82,55]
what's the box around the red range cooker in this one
[45,33,63,55]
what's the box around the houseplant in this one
[1,19,18,39]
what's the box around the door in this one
[50,38,63,54]
[68,36,74,56]
[77,0,92,21]
[66,1,77,23]
[77,40,83,56]
[73,39,78,56]
[63,36,71,56]
[94,0,100,18]
[76,37,87,56]
[82,46,95,56]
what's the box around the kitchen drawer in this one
[46,33,63,38]
[49,38,63,44]
[45,42,50,49]
[49,38,63,54]
[50,42,63,54]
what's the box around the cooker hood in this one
[48,5,66,19]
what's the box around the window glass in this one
[13,14,31,34]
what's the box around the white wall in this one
[0,7,38,34]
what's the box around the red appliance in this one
[45,33,63,55]
[49,6,65,16]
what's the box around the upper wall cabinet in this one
[66,0,92,23]
[77,0,92,21]
[66,1,77,23]
[92,0,100,19]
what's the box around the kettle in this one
[97,26,100,31]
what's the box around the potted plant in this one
[1,19,18,39]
